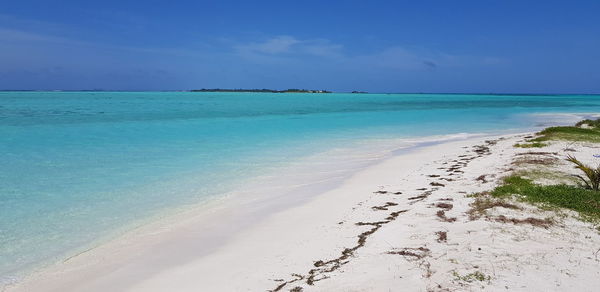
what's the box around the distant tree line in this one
[190,88,332,93]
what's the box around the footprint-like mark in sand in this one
[270,140,500,291]
[270,208,410,291]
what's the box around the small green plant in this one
[566,155,600,190]
[452,270,491,283]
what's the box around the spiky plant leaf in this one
[566,155,600,190]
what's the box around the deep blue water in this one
[1,91,600,283]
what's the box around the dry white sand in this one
[8,134,600,292]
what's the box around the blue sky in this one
[1,0,599,93]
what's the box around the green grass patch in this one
[513,142,548,148]
[575,119,600,128]
[514,169,576,184]
[490,175,600,222]
[531,126,600,143]
[514,118,600,144]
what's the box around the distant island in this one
[190,88,331,93]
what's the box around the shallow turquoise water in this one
[1,92,600,283]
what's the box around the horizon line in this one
[1,89,600,95]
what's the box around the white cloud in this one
[243,36,300,54]
[0,27,68,43]
[234,35,343,58]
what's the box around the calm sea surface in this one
[1,92,600,283]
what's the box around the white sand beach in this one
[3,0,600,290]
[8,133,600,292]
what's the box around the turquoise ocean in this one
[1,92,600,284]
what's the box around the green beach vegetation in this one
[566,155,600,190]
[514,118,600,148]
[489,118,600,223]
[487,175,600,222]
[513,142,547,148]
[533,126,600,143]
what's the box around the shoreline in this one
[3,133,499,291]
[8,128,600,291]
[4,133,509,291]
